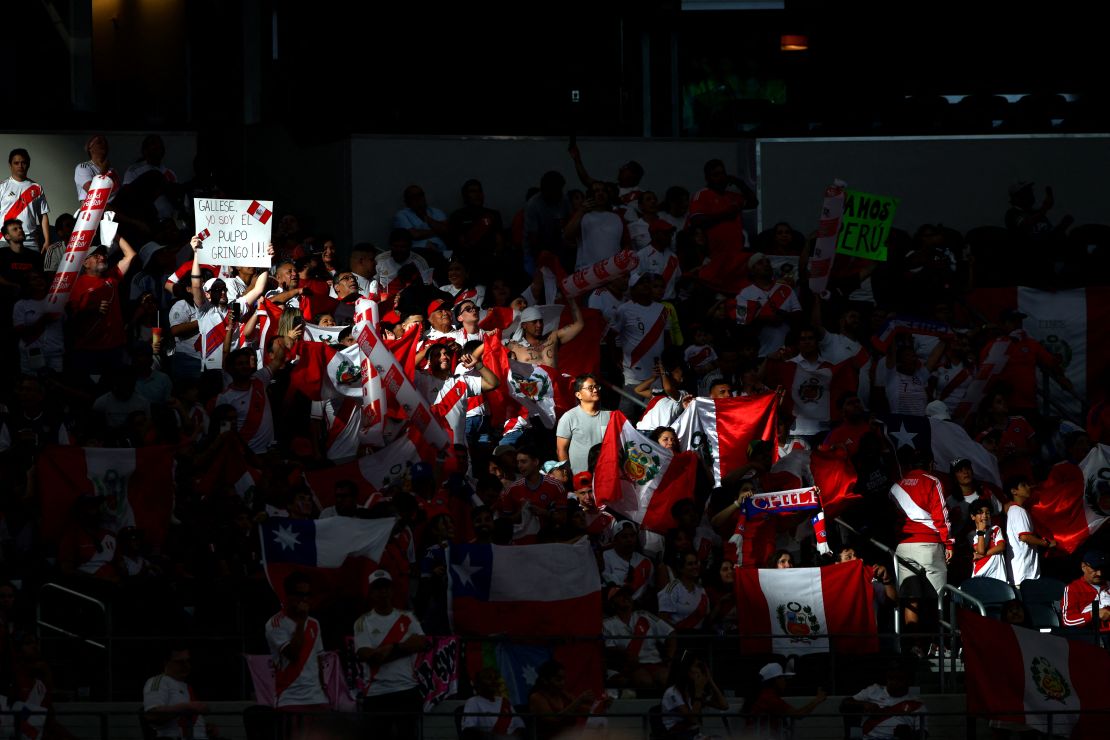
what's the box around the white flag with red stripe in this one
[736,559,878,655]
[46,174,114,310]
[961,609,1110,736]
[593,411,699,532]
[506,360,561,429]
[674,394,778,486]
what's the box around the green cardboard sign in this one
[836,190,899,261]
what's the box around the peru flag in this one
[593,411,699,532]
[505,360,571,430]
[304,433,420,508]
[736,559,878,655]
[1029,445,1110,555]
[38,446,177,546]
[961,609,1110,737]
[965,286,1110,419]
[260,516,394,605]
[674,393,778,486]
[448,540,602,697]
[247,199,273,224]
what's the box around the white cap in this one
[203,277,221,292]
[747,252,769,267]
[519,306,543,323]
[759,662,794,682]
[368,569,393,586]
[925,400,951,421]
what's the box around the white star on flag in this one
[890,423,918,449]
[272,524,301,551]
[451,553,483,588]
[521,664,539,688]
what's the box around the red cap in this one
[427,299,448,316]
[573,471,593,490]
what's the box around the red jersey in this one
[1061,576,1110,628]
[889,470,952,546]
[69,266,126,350]
[687,187,746,293]
[988,332,1059,409]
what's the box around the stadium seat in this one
[1024,602,1061,629]
[1019,578,1066,629]
[647,703,667,739]
[957,577,1018,619]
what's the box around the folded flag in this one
[304,323,348,343]
[259,516,394,605]
[674,394,778,486]
[736,559,878,655]
[732,487,821,567]
[1029,445,1110,555]
[449,541,603,697]
[961,609,1110,738]
[881,414,1001,486]
[287,341,363,402]
[39,446,176,546]
[593,410,699,532]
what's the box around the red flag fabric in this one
[735,559,878,655]
[449,541,603,698]
[481,330,520,433]
[558,305,609,380]
[194,436,260,500]
[478,306,516,333]
[385,322,421,380]
[39,446,177,546]
[674,394,778,486]
[593,411,699,532]
[811,447,862,520]
[1030,448,1110,555]
[304,433,420,508]
[961,609,1110,738]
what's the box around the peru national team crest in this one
[776,601,821,642]
[797,377,824,405]
[1030,656,1071,703]
[511,370,550,401]
[334,358,362,386]
[1041,334,1073,370]
[621,442,661,486]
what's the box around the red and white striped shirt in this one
[1061,576,1110,628]
[890,471,952,546]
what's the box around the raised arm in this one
[555,296,584,344]
[188,237,206,307]
[117,236,138,275]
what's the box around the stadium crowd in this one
[0,133,1108,739]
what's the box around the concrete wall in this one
[756,134,1110,235]
[0,131,197,216]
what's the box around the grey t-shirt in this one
[556,406,612,475]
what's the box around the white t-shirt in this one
[601,549,654,601]
[661,685,694,731]
[460,695,525,735]
[603,611,673,665]
[884,366,930,415]
[0,178,49,246]
[169,299,202,361]
[968,525,1007,582]
[736,283,801,357]
[12,299,65,372]
[376,252,431,288]
[73,160,118,202]
[588,288,625,330]
[265,613,327,707]
[657,580,709,630]
[614,301,666,385]
[92,391,152,429]
[931,362,971,413]
[575,211,624,269]
[1005,504,1040,585]
[393,206,448,252]
[215,367,274,454]
[352,609,424,697]
[142,673,208,739]
[850,684,927,740]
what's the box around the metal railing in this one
[37,583,112,698]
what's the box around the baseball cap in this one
[368,570,393,587]
[427,299,448,316]
[519,306,543,323]
[649,220,676,235]
[758,662,795,682]
[138,241,168,269]
[542,460,569,474]
[203,278,225,292]
[1083,550,1107,569]
[628,271,659,288]
[747,252,770,267]
[573,471,593,490]
[925,400,951,421]
[951,457,973,472]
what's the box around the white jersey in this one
[614,301,667,386]
[850,684,927,740]
[169,299,202,361]
[1005,504,1040,585]
[885,366,930,416]
[460,695,525,736]
[352,609,424,697]
[634,245,682,300]
[603,610,673,665]
[931,362,971,413]
[588,288,625,331]
[657,580,709,630]
[142,673,208,739]
[0,178,49,247]
[415,372,484,446]
[197,302,245,371]
[735,282,801,357]
[215,367,274,454]
[265,613,327,707]
[968,525,1007,582]
[73,160,118,202]
[575,211,624,269]
[601,549,654,601]
[376,252,431,289]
